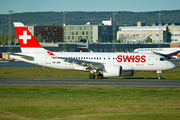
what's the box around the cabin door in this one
[148,56,154,65]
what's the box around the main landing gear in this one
[89,71,103,79]
[89,73,95,79]
[97,73,103,79]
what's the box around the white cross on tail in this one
[19,31,31,44]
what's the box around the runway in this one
[0,78,180,88]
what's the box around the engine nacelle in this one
[121,70,134,76]
[103,65,122,77]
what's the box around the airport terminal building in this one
[64,18,118,43]
[168,23,180,43]
[117,22,180,44]
[117,26,170,43]
[25,20,180,44]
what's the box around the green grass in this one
[0,67,180,79]
[0,67,180,119]
[0,86,180,120]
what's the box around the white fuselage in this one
[10,52,175,71]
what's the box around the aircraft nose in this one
[169,62,176,70]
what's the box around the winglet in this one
[177,52,180,56]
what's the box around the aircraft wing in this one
[61,57,103,70]
[61,57,134,71]
[151,51,178,59]
[151,51,169,58]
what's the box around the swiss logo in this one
[47,51,55,56]
[19,31,31,44]
[117,55,146,63]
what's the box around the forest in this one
[0,9,180,38]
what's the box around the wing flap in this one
[61,57,103,70]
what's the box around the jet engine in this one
[103,65,122,77]
[102,65,134,77]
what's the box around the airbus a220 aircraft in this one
[10,22,176,79]
[133,48,180,58]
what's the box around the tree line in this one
[0,30,17,45]
[0,10,180,44]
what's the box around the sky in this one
[0,0,180,14]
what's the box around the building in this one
[64,18,118,43]
[0,43,171,57]
[88,43,170,52]
[169,24,180,43]
[117,25,170,43]
[26,25,64,43]
[64,24,97,43]
[152,23,180,43]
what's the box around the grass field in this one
[0,67,180,119]
[0,86,180,120]
[0,67,180,79]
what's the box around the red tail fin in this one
[14,22,42,48]
[14,22,46,53]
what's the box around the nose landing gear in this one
[157,70,162,80]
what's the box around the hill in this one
[0,10,180,36]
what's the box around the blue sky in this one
[0,0,180,14]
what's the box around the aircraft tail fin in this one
[14,22,46,53]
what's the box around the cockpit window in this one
[160,58,165,61]
[165,57,169,61]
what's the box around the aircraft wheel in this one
[97,73,103,79]
[89,73,95,79]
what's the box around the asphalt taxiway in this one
[0,78,180,88]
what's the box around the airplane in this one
[133,48,180,58]
[10,22,176,80]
